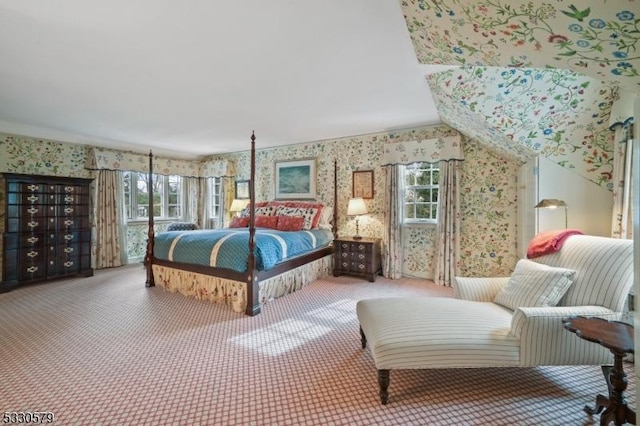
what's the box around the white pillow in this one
[493,259,576,310]
[318,206,333,229]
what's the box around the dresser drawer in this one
[2,173,94,289]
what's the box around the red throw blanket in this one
[526,229,584,259]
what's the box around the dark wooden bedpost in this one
[245,131,260,316]
[145,150,156,287]
[333,159,338,238]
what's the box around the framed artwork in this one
[274,158,316,199]
[235,180,250,199]
[353,170,374,199]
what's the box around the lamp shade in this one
[229,199,249,212]
[534,199,567,209]
[535,198,568,228]
[347,198,368,216]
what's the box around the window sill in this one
[127,219,182,225]
[402,221,437,229]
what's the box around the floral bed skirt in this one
[152,254,332,313]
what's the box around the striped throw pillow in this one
[493,259,576,310]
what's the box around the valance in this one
[85,147,236,178]
[381,135,464,165]
[201,158,236,178]
[85,147,201,176]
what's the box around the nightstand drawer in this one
[333,237,381,282]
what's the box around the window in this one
[123,172,183,220]
[208,177,222,228]
[403,162,439,224]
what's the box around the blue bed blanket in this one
[154,228,333,272]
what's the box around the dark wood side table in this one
[563,316,636,426]
[333,237,381,282]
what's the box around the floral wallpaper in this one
[0,133,92,178]
[0,125,520,279]
[459,136,520,277]
[428,66,618,187]
[401,0,640,92]
[206,124,519,279]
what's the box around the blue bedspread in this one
[154,228,333,272]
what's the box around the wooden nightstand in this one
[333,237,381,282]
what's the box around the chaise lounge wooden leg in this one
[360,326,367,348]
[378,369,390,405]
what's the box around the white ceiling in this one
[0,0,455,159]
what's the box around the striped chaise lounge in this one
[356,234,634,404]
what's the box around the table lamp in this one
[347,197,368,239]
[229,199,249,217]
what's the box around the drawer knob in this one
[27,221,39,228]
[64,234,74,241]
[26,250,39,258]
[26,266,38,273]
[64,261,74,268]
[27,236,39,244]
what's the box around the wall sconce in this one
[535,198,568,228]
[347,197,368,239]
[229,199,249,217]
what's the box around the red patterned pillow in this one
[277,206,318,230]
[276,215,305,231]
[270,201,324,228]
[229,216,249,228]
[255,215,278,229]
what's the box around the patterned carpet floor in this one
[0,265,636,425]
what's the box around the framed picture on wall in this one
[275,158,316,199]
[235,180,250,199]
[353,170,374,199]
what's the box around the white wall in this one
[536,156,612,236]
[518,158,537,258]
[633,98,639,405]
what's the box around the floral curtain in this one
[381,135,464,281]
[199,178,210,229]
[434,160,463,286]
[184,177,201,225]
[93,169,127,269]
[222,177,234,227]
[382,165,403,278]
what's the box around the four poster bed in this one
[144,132,337,316]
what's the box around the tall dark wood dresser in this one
[1,173,93,292]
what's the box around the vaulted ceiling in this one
[400,0,638,187]
[402,0,639,92]
[0,0,637,163]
